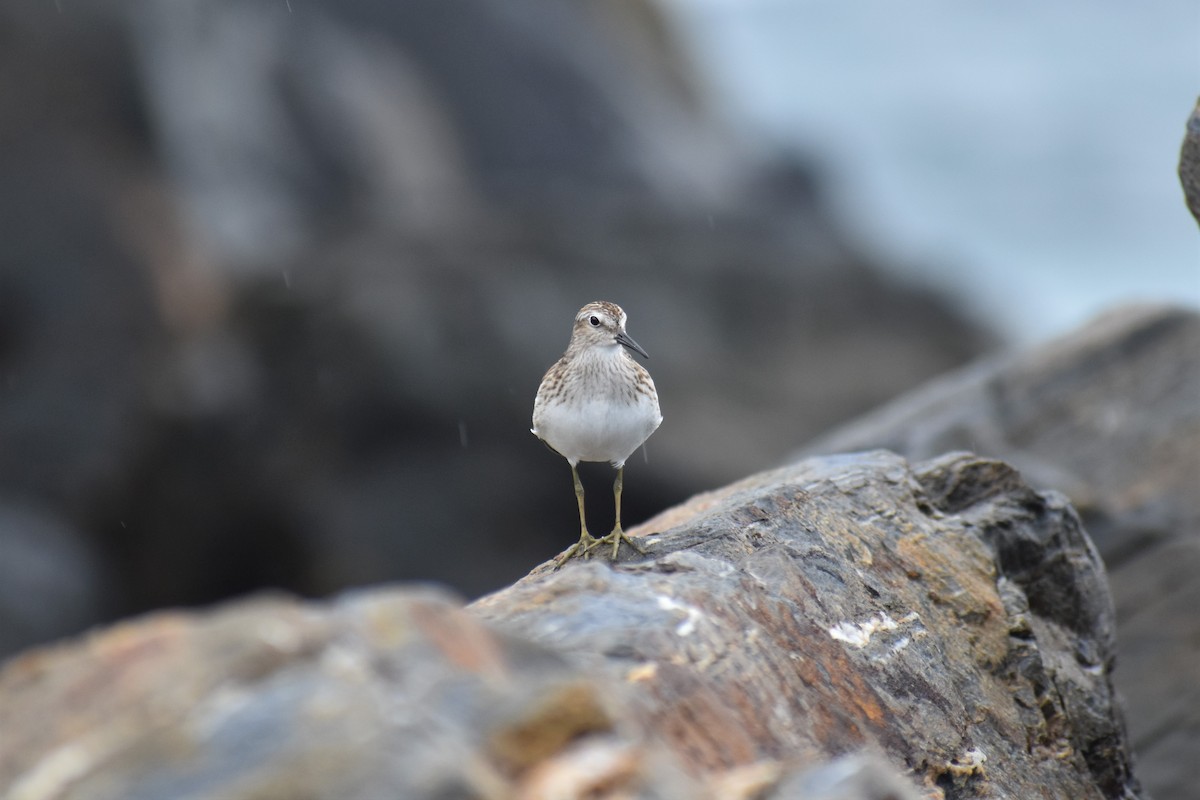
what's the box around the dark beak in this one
[616,330,649,359]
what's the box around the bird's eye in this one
[589,316,600,327]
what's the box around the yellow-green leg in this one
[554,464,598,568]
[585,466,645,560]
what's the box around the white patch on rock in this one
[655,594,704,637]
[828,611,920,649]
[947,747,988,777]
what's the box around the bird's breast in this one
[532,394,661,465]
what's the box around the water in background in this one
[665,0,1200,342]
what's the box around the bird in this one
[532,301,662,566]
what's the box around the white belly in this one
[533,395,662,466]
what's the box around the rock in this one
[798,304,1200,800]
[474,450,1140,799]
[126,0,745,267]
[799,305,1199,559]
[766,754,925,800]
[0,587,706,800]
[0,504,116,657]
[0,452,1138,799]
[0,147,160,520]
[0,125,161,644]
[1180,98,1200,226]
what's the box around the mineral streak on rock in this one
[1180,97,1200,226]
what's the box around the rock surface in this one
[800,304,1200,800]
[0,451,1139,799]
[0,588,702,800]
[1180,98,1200,226]
[475,451,1140,799]
[0,589,921,800]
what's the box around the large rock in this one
[126,0,745,266]
[800,305,1199,559]
[0,588,703,800]
[800,304,1200,799]
[0,588,919,800]
[476,451,1139,799]
[0,452,1138,799]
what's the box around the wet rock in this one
[798,304,1199,800]
[800,305,1199,560]
[473,450,1140,799]
[0,452,1137,799]
[0,153,160,520]
[0,588,707,800]
[126,0,744,267]
[767,755,925,800]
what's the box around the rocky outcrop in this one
[0,588,698,800]
[1180,98,1200,226]
[0,595,925,800]
[0,451,1140,799]
[800,304,1200,799]
[477,451,1138,799]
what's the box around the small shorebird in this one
[532,301,662,566]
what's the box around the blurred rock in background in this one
[0,0,994,657]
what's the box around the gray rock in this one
[126,0,746,267]
[0,452,1139,799]
[0,588,706,800]
[474,451,1140,799]
[798,304,1200,800]
[801,305,1199,562]
[0,503,115,657]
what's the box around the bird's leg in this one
[554,464,598,568]
[585,466,645,560]
[610,465,627,559]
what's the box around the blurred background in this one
[0,0,1195,659]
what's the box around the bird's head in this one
[571,301,649,358]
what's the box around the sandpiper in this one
[532,301,662,566]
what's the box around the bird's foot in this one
[584,527,645,560]
[554,531,600,569]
